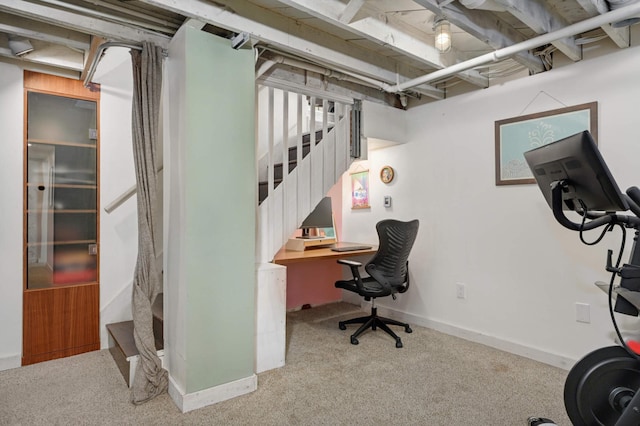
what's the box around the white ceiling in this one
[1,0,639,107]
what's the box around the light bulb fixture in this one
[433,17,452,53]
[8,36,33,56]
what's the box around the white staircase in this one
[255,85,358,373]
[256,86,355,263]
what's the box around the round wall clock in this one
[380,166,394,184]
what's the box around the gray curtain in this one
[130,42,168,404]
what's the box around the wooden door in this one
[23,71,100,365]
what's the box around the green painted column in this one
[165,25,256,402]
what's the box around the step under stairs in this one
[106,294,164,387]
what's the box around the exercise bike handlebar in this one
[551,181,640,231]
[626,186,640,218]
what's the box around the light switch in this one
[384,196,392,207]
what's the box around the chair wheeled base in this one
[338,304,412,348]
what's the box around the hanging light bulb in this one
[434,17,452,53]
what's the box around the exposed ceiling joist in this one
[278,0,442,67]
[413,0,546,73]
[0,0,636,108]
[339,0,365,24]
[75,0,183,32]
[0,11,90,51]
[277,0,488,88]
[81,36,106,82]
[0,0,170,48]
[575,0,631,47]
[0,54,80,79]
[140,0,444,99]
[493,0,582,61]
[395,0,640,92]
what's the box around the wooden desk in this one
[273,243,377,310]
[273,243,377,265]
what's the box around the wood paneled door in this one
[23,71,100,365]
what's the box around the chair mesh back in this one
[365,219,419,285]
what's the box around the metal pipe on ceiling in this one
[257,48,444,99]
[83,41,141,87]
[388,1,640,93]
[257,54,391,90]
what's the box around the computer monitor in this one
[523,130,628,213]
[300,197,334,238]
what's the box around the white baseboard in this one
[0,354,21,372]
[168,374,257,413]
[373,304,577,371]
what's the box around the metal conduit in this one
[83,41,142,87]
[257,54,392,92]
[388,1,640,93]
[257,54,443,98]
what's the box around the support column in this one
[164,25,256,412]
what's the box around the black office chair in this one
[335,219,419,348]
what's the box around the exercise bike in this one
[524,130,640,426]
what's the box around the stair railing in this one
[256,85,354,262]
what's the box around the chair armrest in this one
[337,258,363,284]
[337,259,362,267]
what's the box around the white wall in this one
[0,63,24,370]
[93,49,139,348]
[362,100,408,146]
[342,43,640,369]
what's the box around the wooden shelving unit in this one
[22,71,101,365]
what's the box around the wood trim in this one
[23,80,28,293]
[95,82,101,288]
[24,70,100,100]
[81,36,107,84]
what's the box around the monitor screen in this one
[524,130,628,212]
[301,197,334,229]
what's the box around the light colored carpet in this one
[0,302,570,425]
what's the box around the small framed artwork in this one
[380,166,394,184]
[495,101,597,185]
[350,170,370,209]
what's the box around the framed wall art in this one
[495,101,597,185]
[380,166,394,184]
[350,170,370,209]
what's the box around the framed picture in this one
[380,166,394,183]
[350,170,370,209]
[495,101,597,185]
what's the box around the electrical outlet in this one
[456,282,466,299]
[576,303,590,323]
